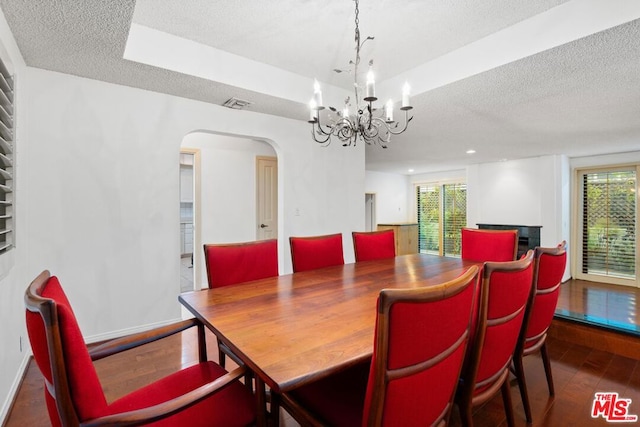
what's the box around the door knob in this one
[260,224,268,228]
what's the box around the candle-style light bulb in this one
[385,99,394,122]
[309,99,318,122]
[343,104,350,118]
[365,69,376,101]
[313,79,323,108]
[402,82,411,109]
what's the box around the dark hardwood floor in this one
[5,278,640,426]
[556,278,640,335]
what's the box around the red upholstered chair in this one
[461,227,518,262]
[289,233,344,272]
[352,230,396,262]
[204,239,278,289]
[203,239,278,383]
[456,251,534,427]
[513,241,567,423]
[25,270,256,427]
[279,265,480,427]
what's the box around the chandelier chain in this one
[353,0,362,106]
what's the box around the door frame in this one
[180,148,201,290]
[572,164,639,287]
[365,193,376,232]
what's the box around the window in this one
[416,182,466,256]
[0,56,13,254]
[577,167,637,285]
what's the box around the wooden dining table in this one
[178,253,481,425]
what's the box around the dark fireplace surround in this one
[477,224,542,258]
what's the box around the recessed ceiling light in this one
[408,168,414,173]
[466,149,476,154]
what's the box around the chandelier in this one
[308,0,413,148]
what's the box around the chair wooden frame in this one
[25,270,250,427]
[456,251,534,427]
[513,241,567,423]
[280,265,480,427]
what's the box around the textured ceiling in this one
[1,0,639,174]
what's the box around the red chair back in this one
[204,239,278,288]
[352,230,396,262]
[461,228,518,262]
[362,266,479,426]
[521,241,567,352]
[25,273,108,426]
[459,251,534,406]
[289,233,344,272]
[513,242,567,423]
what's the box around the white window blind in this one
[0,56,13,253]
[442,183,467,256]
[580,169,636,281]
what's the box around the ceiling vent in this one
[222,97,252,110]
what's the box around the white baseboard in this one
[0,352,31,426]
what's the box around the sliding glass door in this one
[577,167,638,286]
[416,182,466,256]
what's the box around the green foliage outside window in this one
[417,183,466,256]
[582,170,636,279]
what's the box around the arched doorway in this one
[179,132,278,291]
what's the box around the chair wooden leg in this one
[255,377,269,427]
[501,380,515,427]
[541,343,555,396]
[513,355,532,423]
[244,371,254,393]
[270,390,281,427]
[217,339,226,368]
[197,323,207,363]
[458,399,474,427]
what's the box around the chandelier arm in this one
[314,111,334,136]
[385,110,413,135]
[377,133,390,148]
[311,123,332,144]
[360,120,381,144]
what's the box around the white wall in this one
[0,8,29,421]
[364,171,411,224]
[1,60,365,420]
[22,66,364,331]
[181,133,277,287]
[468,156,571,283]
[466,156,570,249]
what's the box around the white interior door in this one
[257,156,277,240]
